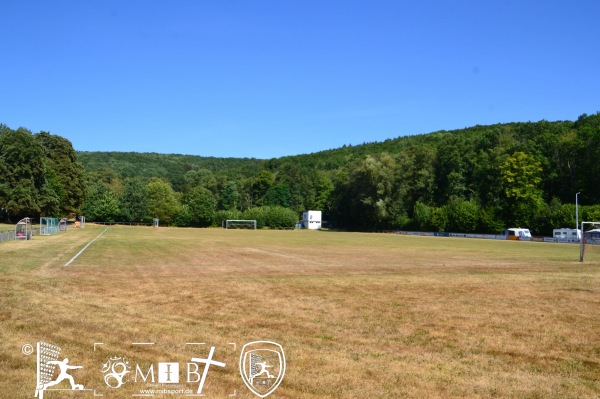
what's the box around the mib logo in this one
[239,341,286,398]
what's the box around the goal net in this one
[225,219,257,229]
[580,221,600,262]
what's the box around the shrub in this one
[242,206,298,229]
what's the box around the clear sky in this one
[1,1,599,159]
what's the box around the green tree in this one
[275,163,317,211]
[313,174,334,215]
[263,183,292,208]
[430,206,448,232]
[219,181,240,211]
[581,204,600,224]
[0,127,49,219]
[573,114,600,204]
[93,167,123,195]
[396,145,436,208]
[81,181,120,222]
[146,178,180,223]
[120,178,148,222]
[183,168,217,194]
[446,197,480,233]
[332,153,398,229]
[251,170,275,207]
[413,201,432,231]
[35,132,86,215]
[413,201,449,232]
[479,205,504,233]
[434,135,471,202]
[500,151,545,227]
[173,204,193,227]
[184,186,217,227]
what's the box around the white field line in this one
[64,227,109,267]
[246,247,327,266]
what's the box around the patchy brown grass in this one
[1,226,599,398]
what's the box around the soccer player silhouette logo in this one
[252,361,275,381]
[35,343,84,399]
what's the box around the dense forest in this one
[2,113,600,234]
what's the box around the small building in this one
[302,210,322,230]
[553,228,581,242]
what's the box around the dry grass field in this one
[0,225,599,399]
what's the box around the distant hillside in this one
[76,114,600,207]
[72,113,600,234]
[7,114,600,233]
[76,151,265,190]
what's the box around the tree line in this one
[0,125,86,222]
[2,113,600,234]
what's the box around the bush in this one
[173,204,193,227]
[213,209,242,227]
[446,198,479,233]
[241,206,298,229]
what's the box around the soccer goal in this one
[225,219,257,229]
[579,221,600,262]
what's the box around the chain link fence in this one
[0,229,15,243]
[0,226,40,243]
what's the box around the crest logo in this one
[239,341,285,398]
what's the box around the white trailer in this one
[302,210,322,230]
[500,228,532,240]
[553,228,581,242]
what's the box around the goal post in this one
[225,219,257,230]
[580,221,600,262]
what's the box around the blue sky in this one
[1,1,599,159]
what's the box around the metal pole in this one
[577,192,583,262]
[576,192,580,233]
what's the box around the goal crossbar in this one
[225,219,257,229]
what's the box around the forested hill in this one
[76,151,265,191]
[77,113,600,205]
[2,113,600,234]
[74,113,600,234]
